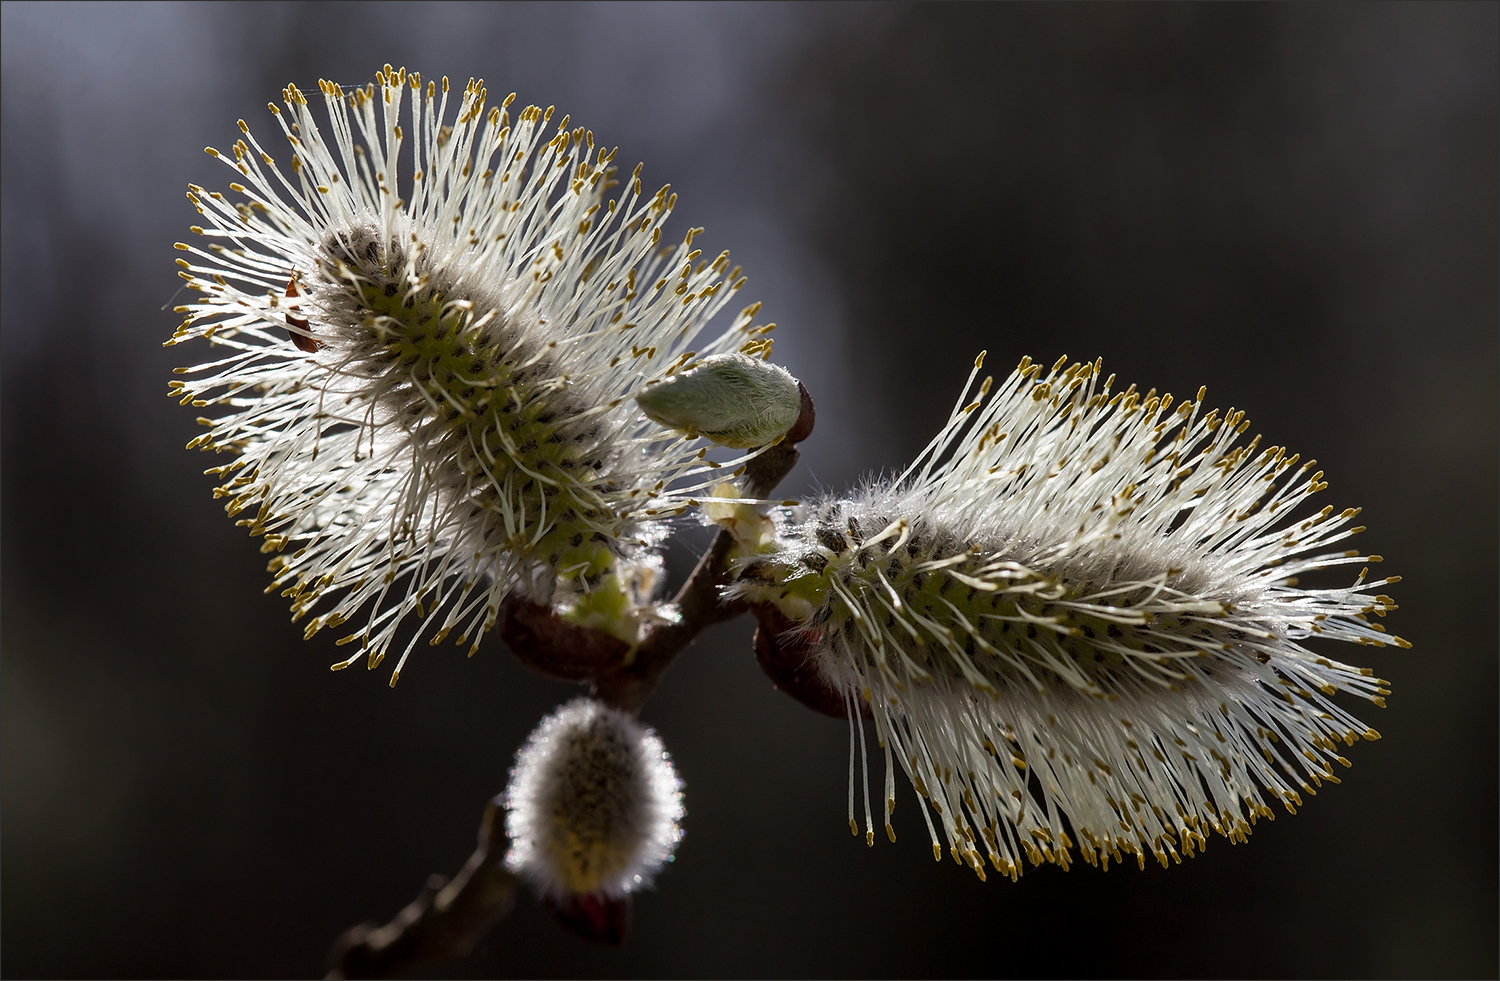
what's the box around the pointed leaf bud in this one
[636,353,803,448]
[505,699,684,902]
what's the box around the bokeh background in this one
[3,2,1496,977]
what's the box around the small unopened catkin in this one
[505,698,684,900]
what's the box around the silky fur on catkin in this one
[505,698,684,900]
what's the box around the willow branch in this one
[326,796,517,980]
[327,387,814,975]
[591,437,801,711]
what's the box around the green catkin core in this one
[361,277,619,579]
[742,512,1247,697]
[259,235,630,630]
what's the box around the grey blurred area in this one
[2,1,1495,977]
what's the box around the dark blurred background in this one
[3,2,1495,977]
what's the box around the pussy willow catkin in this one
[505,698,684,899]
[731,354,1402,879]
[168,66,780,680]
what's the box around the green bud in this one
[635,353,803,448]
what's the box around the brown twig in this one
[496,438,803,710]
[326,796,518,979]
[592,438,801,711]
